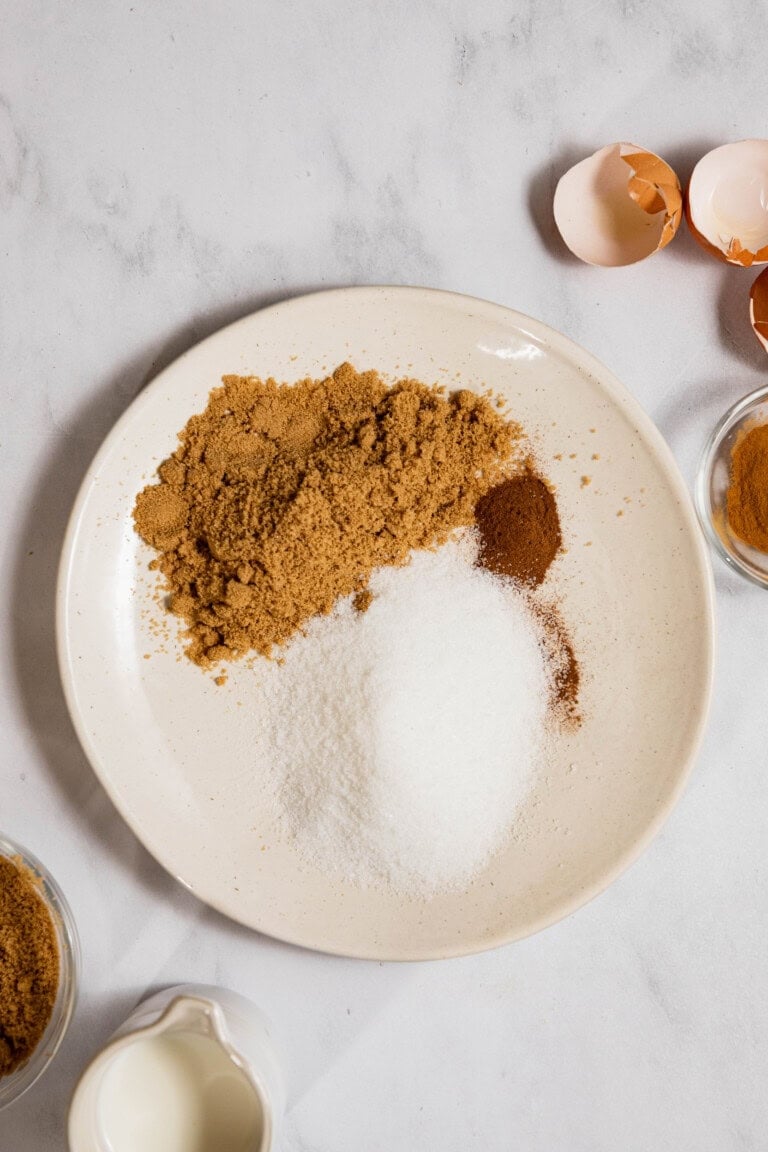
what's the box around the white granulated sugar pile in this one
[259,533,550,897]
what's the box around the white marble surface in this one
[2,1,768,1148]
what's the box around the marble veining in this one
[3,1,768,1149]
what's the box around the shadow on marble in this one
[665,218,717,268]
[1,985,144,1148]
[653,371,760,601]
[8,287,319,905]
[135,908,414,1113]
[717,269,766,370]
[2,954,411,1144]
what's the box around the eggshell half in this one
[687,141,768,267]
[553,143,682,267]
[750,267,768,353]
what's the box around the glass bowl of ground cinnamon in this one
[0,835,80,1110]
[696,383,768,588]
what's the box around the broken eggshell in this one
[553,143,683,266]
[750,267,768,353]
[686,141,768,266]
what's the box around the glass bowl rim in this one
[695,382,768,590]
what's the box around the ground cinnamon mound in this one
[475,472,562,586]
[134,363,520,665]
[0,855,59,1078]
[727,422,768,551]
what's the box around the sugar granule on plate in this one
[259,535,550,897]
[133,363,521,666]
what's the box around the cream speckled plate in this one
[57,287,714,960]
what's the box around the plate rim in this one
[56,285,716,960]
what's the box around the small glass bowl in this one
[0,834,80,1111]
[696,383,768,589]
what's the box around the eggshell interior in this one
[687,141,768,266]
[553,144,677,267]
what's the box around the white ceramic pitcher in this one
[68,984,283,1152]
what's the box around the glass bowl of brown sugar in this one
[696,383,768,589]
[0,834,80,1110]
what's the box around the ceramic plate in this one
[57,287,714,960]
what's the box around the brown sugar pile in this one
[134,363,520,665]
[0,854,59,1077]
